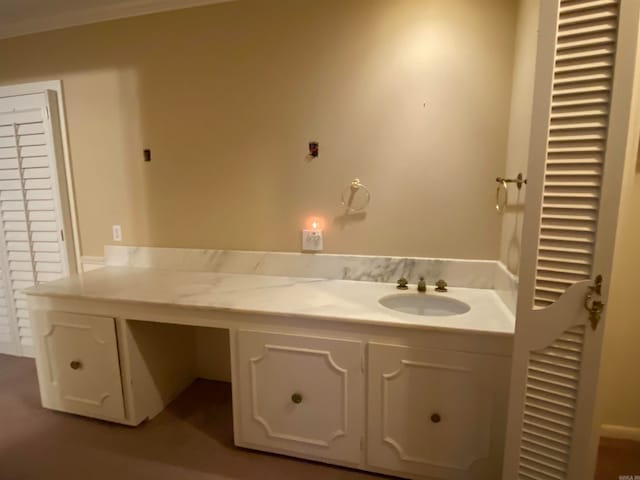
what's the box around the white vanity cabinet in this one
[367,343,509,479]
[232,330,365,466]
[26,285,512,480]
[31,311,126,422]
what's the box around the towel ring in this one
[341,178,371,213]
[496,179,508,214]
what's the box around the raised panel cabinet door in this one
[367,343,509,480]
[33,311,125,421]
[234,330,364,466]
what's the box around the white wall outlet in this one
[302,229,323,252]
[112,225,122,242]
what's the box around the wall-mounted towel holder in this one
[341,178,371,213]
[496,173,527,190]
[496,173,527,214]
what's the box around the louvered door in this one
[0,90,73,356]
[503,1,640,479]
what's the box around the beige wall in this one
[499,0,539,275]
[0,0,517,258]
[597,23,640,437]
[599,163,640,437]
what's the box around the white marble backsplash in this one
[494,262,519,314]
[104,246,516,301]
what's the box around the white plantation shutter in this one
[504,1,640,479]
[533,0,619,308]
[514,6,620,475]
[0,91,71,354]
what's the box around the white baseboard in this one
[0,342,19,356]
[0,343,33,358]
[20,345,35,358]
[601,424,640,442]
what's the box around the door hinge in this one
[585,274,605,330]
[60,229,64,241]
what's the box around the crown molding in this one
[0,0,234,40]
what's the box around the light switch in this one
[112,225,122,242]
[302,229,323,252]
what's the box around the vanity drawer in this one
[367,343,509,479]
[32,311,126,422]
[233,330,364,466]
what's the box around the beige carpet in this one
[0,354,386,480]
[1,354,638,480]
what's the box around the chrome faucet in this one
[417,276,426,293]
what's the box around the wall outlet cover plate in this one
[301,230,323,252]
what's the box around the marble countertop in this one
[25,267,515,336]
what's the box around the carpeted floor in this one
[0,354,638,480]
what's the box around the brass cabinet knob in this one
[70,360,82,370]
[430,413,441,423]
[291,393,303,404]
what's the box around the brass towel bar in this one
[495,173,527,190]
[495,173,527,214]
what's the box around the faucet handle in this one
[435,279,448,292]
[396,277,409,290]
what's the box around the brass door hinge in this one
[585,275,605,330]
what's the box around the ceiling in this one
[0,0,233,40]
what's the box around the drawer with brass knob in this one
[32,311,125,422]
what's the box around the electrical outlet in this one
[302,229,323,252]
[112,225,122,242]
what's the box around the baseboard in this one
[601,424,640,442]
[0,342,19,356]
[0,343,34,358]
[20,345,35,358]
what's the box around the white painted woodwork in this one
[0,90,72,354]
[233,330,364,466]
[503,1,640,479]
[533,0,619,309]
[367,343,509,479]
[27,291,512,475]
[31,311,125,421]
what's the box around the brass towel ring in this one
[496,179,508,214]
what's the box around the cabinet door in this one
[367,343,508,479]
[234,330,364,466]
[33,311,125,421]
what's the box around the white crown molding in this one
[0,0,234,40]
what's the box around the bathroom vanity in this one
[25,247,515,480]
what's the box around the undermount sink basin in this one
[378,293,471,317]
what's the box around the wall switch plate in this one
[112,225,122,242]
[302,230,323,252]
